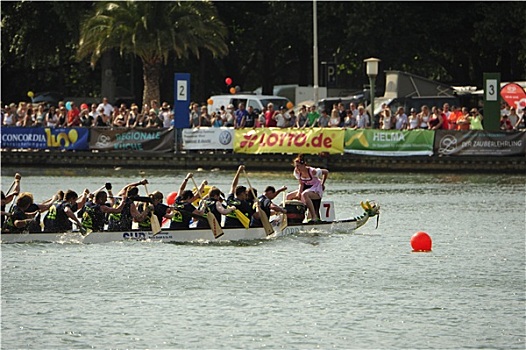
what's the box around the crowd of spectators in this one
[2,97,525,131]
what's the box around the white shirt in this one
[97,102,114,117]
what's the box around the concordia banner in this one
[234,127,344,154]
[89,127,175,152]
[434,130,526,156]
[344,129,434,156]
[182,127,234,150]
[1,127,89,150]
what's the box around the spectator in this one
[316,109,330,127]
[45,106,58,127]
[394,107,408,130]
[264,103,278,127]
[56,106,67,127]
[234,103,248,129]
[79,108,94,127]
[160,102,173,128]
[380,106,394,130]
[88,103,99,120]
[349,102,359,119]
[428,106,443,130]
[95,107,109,127]
[288,110,297,128]
[97,97,114,118]
[356,105,370,129]
[257,107,267,127]
[135,111,147,128]
[15,102,28,126]
[500,102,510,117]
[23,107,35,127]
[417,105,431,129]
[468,108,484,130]
[211,112,223,127]
[66,102,81,127]
[189,103,200,128]
[337,102,347,127]
[329,104,341,127]
[199,105,211,127]
[34,104,46,127]
[112,108,127,127]
[127,104,139,128]
[296,105,309,128]
[448,105,462,130]
[442,103,451,129]
[407,108,420,130]
[274,106,289,128]
[343,110,357,129]
[245,105,257,128]
[224,104,235,127]
[3,103,17,126]
[508,107,519,129]
[456,107,471,131]
[146,109,163,128]
[150,100,160,116]
[306,105,319,127]
[500,114,513,131]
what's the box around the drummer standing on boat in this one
[286,154,329,222]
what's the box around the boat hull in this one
[0,213,373,244]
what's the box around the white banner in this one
[182,127,234,150]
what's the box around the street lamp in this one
[364,57,381,128]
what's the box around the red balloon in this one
[411,231,432,252]
[225,77,233,86]
[167,191,178,206]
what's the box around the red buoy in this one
[411,231,432,252]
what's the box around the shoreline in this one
[1,150,525,174]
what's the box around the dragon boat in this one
[0,200,380,244]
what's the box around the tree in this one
[77,1,228,105]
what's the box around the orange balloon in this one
[167,191,178,206]
[410,231,432,252]
[207,98,213,105]
[229,87,236,94]
[286,101,294,109]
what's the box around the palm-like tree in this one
[77,1,228,105]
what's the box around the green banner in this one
[344,129,435,156]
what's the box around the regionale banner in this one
[434,130,526,156]
[1,127,89,150]
[344,129,435,156]
[182,127,234,150]
[89,127,175,152]
[234,127,344,155]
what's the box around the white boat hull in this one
[0,212,375,244]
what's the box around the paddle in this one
[143,184,162,236]
[189,177,224,239]
[242,169,274,236]
[234,209,250,229]
[280,191,288,231]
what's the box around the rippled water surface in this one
[1,167,525,349]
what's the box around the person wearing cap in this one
[273,106,289,128]
[467,108,484,130]
[66,101,81,127]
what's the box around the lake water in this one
[1,167,525,349]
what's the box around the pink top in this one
[294,166,324,197]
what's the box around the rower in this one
[137,191,173,231]
[81,191,128,232]
[170,173,205,229]
[4,192,40,233]
[108,179,148,231]
[198,188,236,229]
[43,189,89,233]
[250,186,287,228]
[1,173,21,229]
[224,165,253,228]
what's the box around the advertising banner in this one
[344,129,434,156]
[500,83,526,112]
[434,130,526,156]
[182,127,234,150]
[1,127,89,150]
[89,127,175,152]
[234,127,344,155]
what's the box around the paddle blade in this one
[151,213,162,236]
[207,214,224,239]
[258,209,274,236]
[279,212,288,231]
[234,209,250,229]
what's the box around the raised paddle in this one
[242,169,274,236]
[189,177,224,239]
[143,184,162,236]
[279,191,288,231]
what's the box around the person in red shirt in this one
[447,105,462,130]
[264,103,278,127]
[67,101,81,127]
